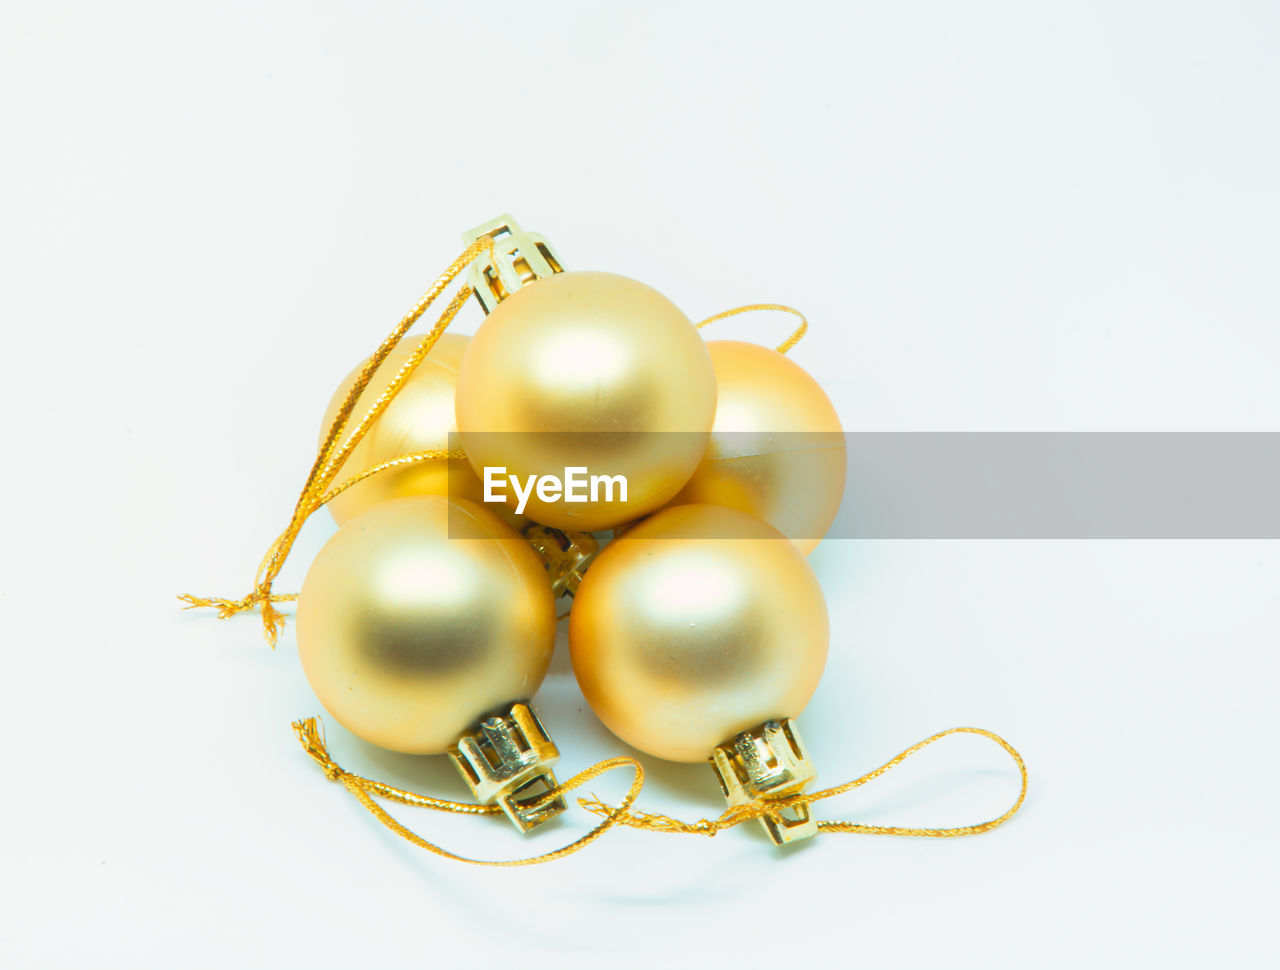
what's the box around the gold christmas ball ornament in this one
[318,333,523,529]
[569,504,829,763]
[569,503,830,843]
[455,270,717,531]
[295,495,556,756]
[668,340,846,555]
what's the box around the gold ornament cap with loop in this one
[711,719,818,844]
[449,702,568,832]
[523,524,600,597]
[461,213,565,313]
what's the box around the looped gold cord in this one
[696,303,808,354]
[293,717,646,866]
[579,726,1027,839]
[179,239,494,645]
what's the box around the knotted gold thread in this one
[294,717,645,866]
[295,717,498,815]
[179,238,495,644]
[578,726,1027,839]
[695,303,808,354]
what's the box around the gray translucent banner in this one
[833,432,1279,539]
[449,432,1280,539]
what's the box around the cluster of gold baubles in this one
[296,218,845,840]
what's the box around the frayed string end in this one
[292,717,345,781]
[177,587,296,647]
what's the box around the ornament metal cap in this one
[448,702,568,833]
[462,213,564,314]
[711,718,818,845]
[523,524,600,597]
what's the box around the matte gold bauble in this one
[319,333,521,529]
[669,340,845,555]
[455,271,716,531]
[569,504,828,762]
[296,495,556,754]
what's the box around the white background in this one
[2,2,1278,967]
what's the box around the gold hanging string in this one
[293,717,646,866]
[183,449,470,619]
[315,448,467,507]
[578,726,1027,838]
[695,303,808,354]
[179,239,494,645]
